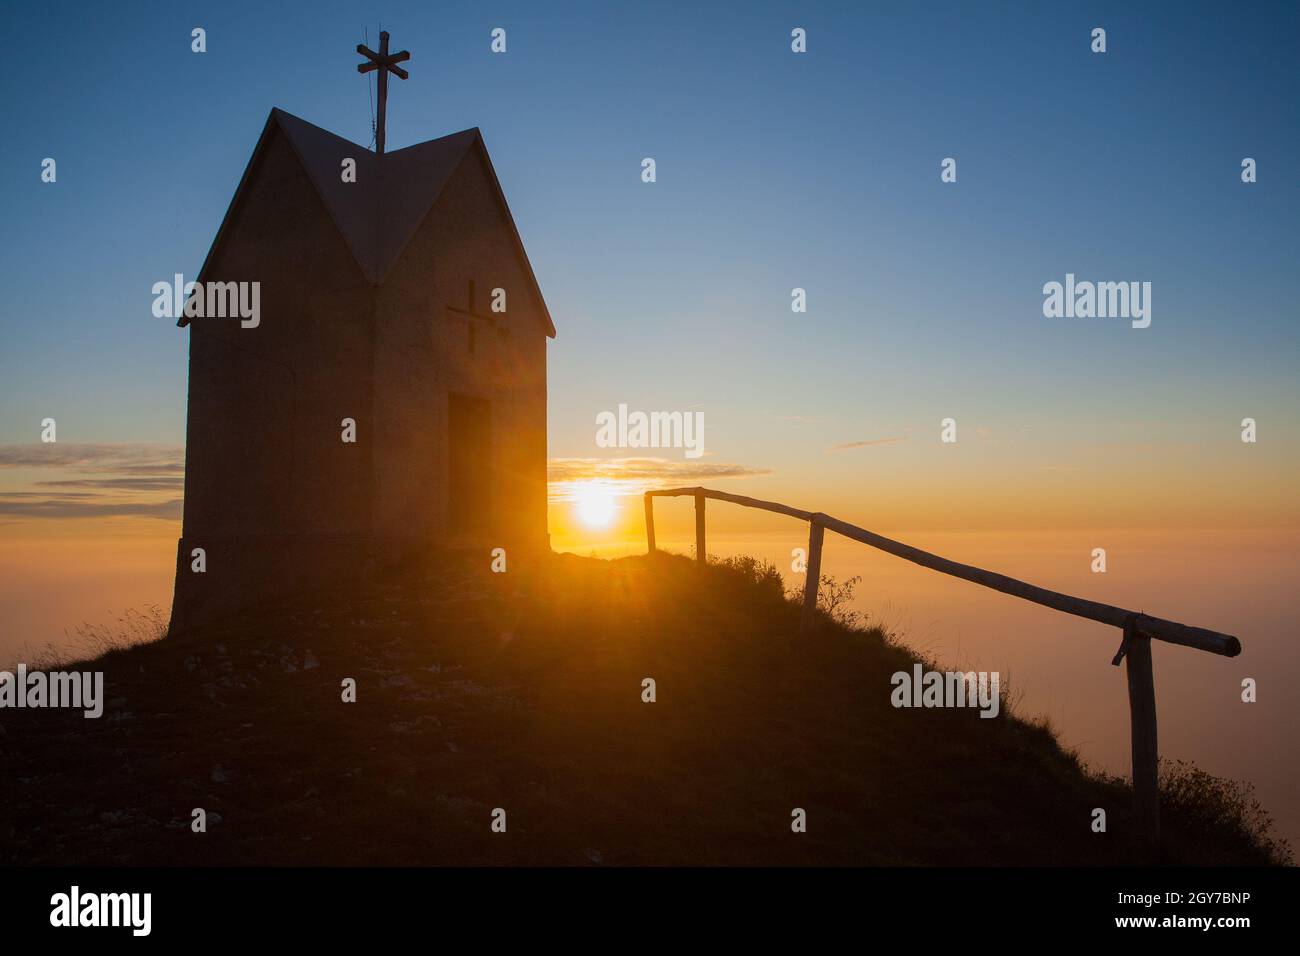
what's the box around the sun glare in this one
[572,481,619,528]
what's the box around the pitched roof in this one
[183,108,555,336]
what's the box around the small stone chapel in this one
[171,32,554,628]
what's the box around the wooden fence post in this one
[637,486,1233,844]
[644,494,656,554]
[694,492,706,566]
[800,520,824,636]
[1125,625,1160,843]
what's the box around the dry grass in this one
[10,605,168,672]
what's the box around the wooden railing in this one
[643,486,1242,844]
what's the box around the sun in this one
[572,481,619,528]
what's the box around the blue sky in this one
[1,0,1297,526]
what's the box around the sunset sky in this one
[2,0,1297,553]
[2,0,1298,853]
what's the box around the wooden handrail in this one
[645,486,1240,657]
[644,485,1246,845]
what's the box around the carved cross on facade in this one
[356,30,410,155]
[447,281,495,322]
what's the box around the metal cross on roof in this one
[356,30,411,155]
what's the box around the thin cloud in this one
[37,477,185,492]
[828,437,908,451]
[0,491,100,499]
[0,443,186,520]
[104,462,185,475]
[0,443,184,474]
[547,456,769,493]
[0,496,182,520]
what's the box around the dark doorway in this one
[448,393,492,535]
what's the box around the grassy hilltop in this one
[1,552,1287,866]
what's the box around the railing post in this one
[800,519,824,636]
[644,493,656,554]
[1125,625,1160,844]
[694,492,706,566]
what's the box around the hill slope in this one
[0,552,1283,865]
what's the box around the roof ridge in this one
[186,109,554,337]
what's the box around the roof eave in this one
[469,132,557,339]
[178,109,279,327]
